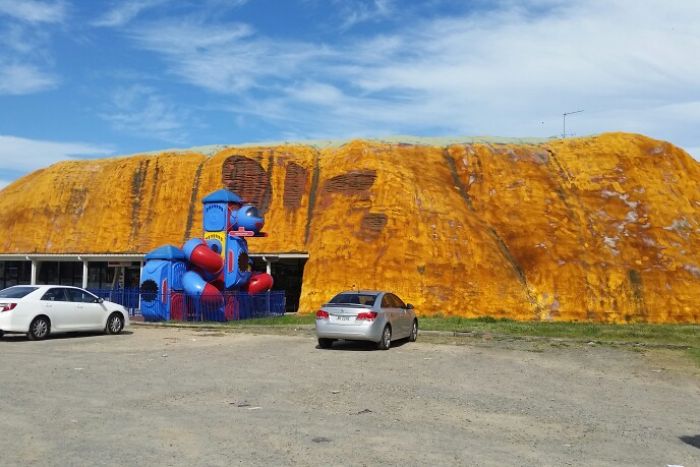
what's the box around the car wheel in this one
[377,325,391,350]
[409,319,418,342]
[318,338,334,349]
[28,316,50,341]
[106,313,124,335]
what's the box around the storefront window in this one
[0,261,31,289]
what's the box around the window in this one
[42,288,69,301]
[381,295,392,308]
[67,288,98,303]
[329,293,377,306]
[0,286,38,299]
[0,261,31,289]
[390,294,406,309]
[87,262,116,289]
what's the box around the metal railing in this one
[88,288,286,322]
[89,288,141,317]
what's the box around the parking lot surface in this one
[1,327,699,466]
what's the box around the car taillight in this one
[0,303,17,312]
[356,311,378,321]
[316,310,329,319]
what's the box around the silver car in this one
[315,290,418,350]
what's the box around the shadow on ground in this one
[0,331,133,343]
[316,338,411,351]
[680,435,700,449]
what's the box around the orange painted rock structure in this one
[0,132,698,323]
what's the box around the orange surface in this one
[0,133,698,322]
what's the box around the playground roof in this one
[202,189,243,204]
[145,245,186,261]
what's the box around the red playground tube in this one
[246,272,274,294]
[183,238,224,276]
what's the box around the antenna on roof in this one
[562,110,584,138]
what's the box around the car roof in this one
[337,290,383,295]
[4,285,85,290]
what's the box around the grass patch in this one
[419,316,700,347]
[170,313,699,355]
[200,313,699,347]
[218,314,315,327]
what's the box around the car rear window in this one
[329,293,377,306]
[0,286,39,299]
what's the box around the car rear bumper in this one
[315,319,384,342]
[0,313,26,333]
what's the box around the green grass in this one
[169,313,700,367]
[198,313,699,348]
[418,316,700,347]
[219,314,316,327]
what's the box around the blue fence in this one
[87,288,286,322]
[89,288,141,317]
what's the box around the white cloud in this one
[0,135,113,173]
[0,1,64,95]
[334,0,394,30]
[128,0,700,150]
[92,0,169,28]
[129,19,315,94]
[0,0,66,23]
[0,61,57,95]
[100,85,191,143]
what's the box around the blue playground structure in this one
[139,189,277,321]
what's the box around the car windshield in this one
[329,293,377,306]
[0,286,38,299]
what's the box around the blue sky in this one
[1,0,699,188]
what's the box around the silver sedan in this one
[315,290,418,350]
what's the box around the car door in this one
[66,288,105,330]
[380,293,399,335]
[390,293,410,338]
[40,287,74,331]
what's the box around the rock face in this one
[1,133,698,322]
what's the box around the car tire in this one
[28,316,50,341]
[377,325,391,350]
[318,338,334,349]
[0,330,4,339]
[106,313,124,335]
[409,319,418,342]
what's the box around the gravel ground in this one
[1,327,699,467]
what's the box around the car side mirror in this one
[406,303,414,309]
[95,297,104,304]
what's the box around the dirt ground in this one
[1,327,698,467]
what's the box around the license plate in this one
[337,316,351,321]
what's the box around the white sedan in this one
[0,285,129,340]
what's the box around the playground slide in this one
[183,238,224,277]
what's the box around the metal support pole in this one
[30,260,38,285]
[82,260,88,289]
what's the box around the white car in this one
[0,285,129,340]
